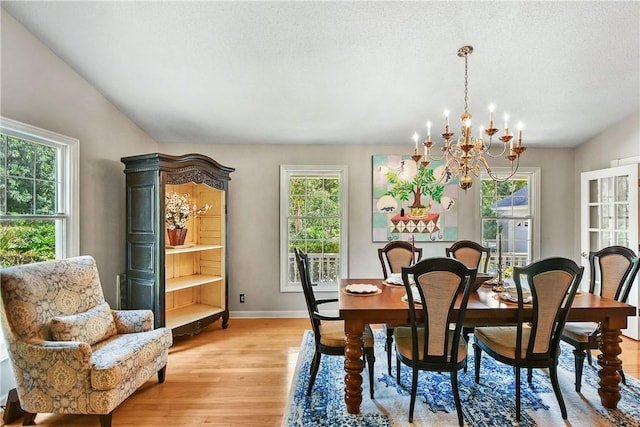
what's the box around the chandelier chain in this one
[463,54,469,113]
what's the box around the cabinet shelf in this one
[166,244,223,255]
[166,274,223,293]
[166,304,225,330]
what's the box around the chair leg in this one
[408,366,419,423]
[366,351,375,398]
[386,327,394,376]
[451,370,464,426]
[550,364,568,419]
[527,367,533,384]
[158,365,167,384]
[515,367,521,423]
[307,351,321,396]
[22,412,37,425]
[473,343,482,384]
[573,348,586,392]
[462,327,473,373]
[99,413,113,427]
[620,369,627,385]
[586,348,593,366]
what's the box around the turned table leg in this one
[344,320,365,414]
[597,321,623,409]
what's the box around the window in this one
[280,165,348,292]
[480,168,539,276]
[0,117,79,267]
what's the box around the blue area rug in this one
[282,329,640,426]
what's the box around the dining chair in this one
[561,246,639,392]
[446,239,491,347]
[378,240,423,375]
[394,257,477,425]
[294,248,376,397]
[473,257,584,422]
[445,240,491,273]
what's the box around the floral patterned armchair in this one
[0,256,173,427]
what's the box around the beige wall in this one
[573,111,640,257]
[158,142,576,314]
[0,10,159,305]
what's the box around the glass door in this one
[581,164,639,339]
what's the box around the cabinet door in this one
[125,170,164,327]
[581,164,639,339]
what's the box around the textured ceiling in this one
[2,1,639,148]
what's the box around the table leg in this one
[597,320,623,409]
[344,319,365,414]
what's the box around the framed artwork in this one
[372,154,459,242]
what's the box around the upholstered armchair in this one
[0,256,173,427]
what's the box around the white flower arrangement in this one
[165,191,210,230]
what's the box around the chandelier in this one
[411,45,526,190]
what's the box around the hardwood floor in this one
[3,318,639,426]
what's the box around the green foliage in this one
[0,221,56,267]
[288,177,341,254]
[383,163,444,206]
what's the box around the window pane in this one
[7,176,34,214]
[0,219,56,267]
[7,137,35,178]
[36,144,56,181]
[36,180,56,214]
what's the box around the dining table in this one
[339,277,638,415]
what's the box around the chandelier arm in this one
[482,156,521,182]
[481,143,508,159]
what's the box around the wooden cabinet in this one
[121,153,234,336]
[581,164,639,339]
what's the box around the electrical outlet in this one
[240,293,245,303]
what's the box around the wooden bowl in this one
[472,273,494,292]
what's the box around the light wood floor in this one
[4,318,639,427]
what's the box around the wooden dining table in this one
[339,278,638,415]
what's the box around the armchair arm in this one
[111,309,155,333]
[16,339,92,370]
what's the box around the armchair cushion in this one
[111,309,154,334]
[50,302,117,345]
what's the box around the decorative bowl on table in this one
[471,272,495,292]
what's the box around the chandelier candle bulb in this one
[489,104,494,127]
[445,110,450,132]
[413,132,419,150]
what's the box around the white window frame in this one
[479,167,540,268]
[280,165,348,292]
[1,117,80,260]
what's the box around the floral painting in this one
[372,155,459,242]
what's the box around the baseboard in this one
[230,310,307,318]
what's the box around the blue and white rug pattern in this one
[282,330,640,426]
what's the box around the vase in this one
[167,228,188,246]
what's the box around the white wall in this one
[0,10,160,306]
